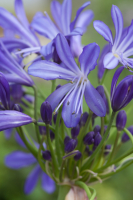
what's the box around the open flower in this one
[5,134,55,194]
[94,5,133,70]
[28,34,106,127]
[17,0,93,59]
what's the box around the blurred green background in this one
[0,0,133,199]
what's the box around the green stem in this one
[55,108,62,166]
[106,130,120,164]
[123,127,133,144]
[33,85,41,143]
[59,160,66,182]
[100,69,108,85]
[38,135,46,173]
[103,84,112,117]
[51,80,56,93]
[100,117,104,137]
[37,122,55,133]
[46,124,59,177]
[81,111,116,171]
[57,185,71,200]
[16,127,38,159]
[21,97,33,108]
[75,181,92,199]
[21,126,36,148]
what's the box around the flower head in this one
[94,5,133,70]
[28,34,106,127]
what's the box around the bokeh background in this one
[0,0,133,200]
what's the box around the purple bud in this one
[64,136,71,146]
[122,126,133,143]
[40,101,52,124]
[94,132,102,146]
[42,150,51,161]
[83,132,95,145]
[111,74,133,112]
[71,124,80,139]
[0,72,10,109]
[104,145,111,156]
[74,152,82,161]
[65,139,77,153]
[94,125,101,134]
[79,112,89,127]
[116,110,127,131]
[50,131,55,141]
[85,146,90,154]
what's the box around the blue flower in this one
[94,5,133,70]
[0,0,40,53]
[17,0,94,59]
[28,34,106,128]
[5,134,55,194]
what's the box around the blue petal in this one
[61,0,72,35]
[5,151,36,169]
[66,27,83,38]
[0,110,33,131]
[117,20,133,53]
[79,43,100,76]
[93,20,113,45]
[46,83,73,111]
[70,1,91,31]
[103,52,119,69]
[15,133,26,148]
[111,66,124,101]
[15,0,29,29]
[4,128,13,139]
[55,34,80,74]
[41,173,55,193]
[84,81,106,117]
[40,40,54,60]
[51,0,62,30]
[62,86,82,128]
[111,5,123,51]
[28,60,76,80]
[123,47,133,57]
[24,164,41,194]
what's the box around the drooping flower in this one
[94,5,133,70]
[28,33,106,127]
[17,0,94,59]
[0,42,34,86]
[111,66,133,112]
[0,0,40,53]
[5,134,55,194]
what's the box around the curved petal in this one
[61,0,72,35]
[51,0,62,30]
[79,43,100,76]
[5,151,36,169]
[103,52,119,69]
[65,27,83,38]
[70,1,91,31]
[93,20,113,45]
[4,128,13,139]
[40,40,54,60]
[41,173,55,193]
[111,5,123,51]
[24,164,41,194]
[111,66,124,100]
[46,83,73,111]
[84,81,106,117]
[123,47,133,57]
[55,33,80,74]
[117,20,133,53]
[15,0,29,29]
[15,133,26,148]
[62,86,82,128]
[28,60,75,81]
[0,110,33,131]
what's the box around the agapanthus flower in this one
[17,0,94,59]
[0,0,40,53]
[0,42,34,86]
[5,134,55,194]
[111,66,133,112]
[28,33,106,127]
[94,5,133,70]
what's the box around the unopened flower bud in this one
[65,139,77,153]
[83,132,95,145]
[104,145,111,156]
[94,132,102,146]
[116,110,127,131]
[71,124,80,139]
[94,125,101,134]
[40,101,52,124]
[64,136,71,145]
[122,126,133,143]
[42,150,51,161]
[74,152,82,161]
